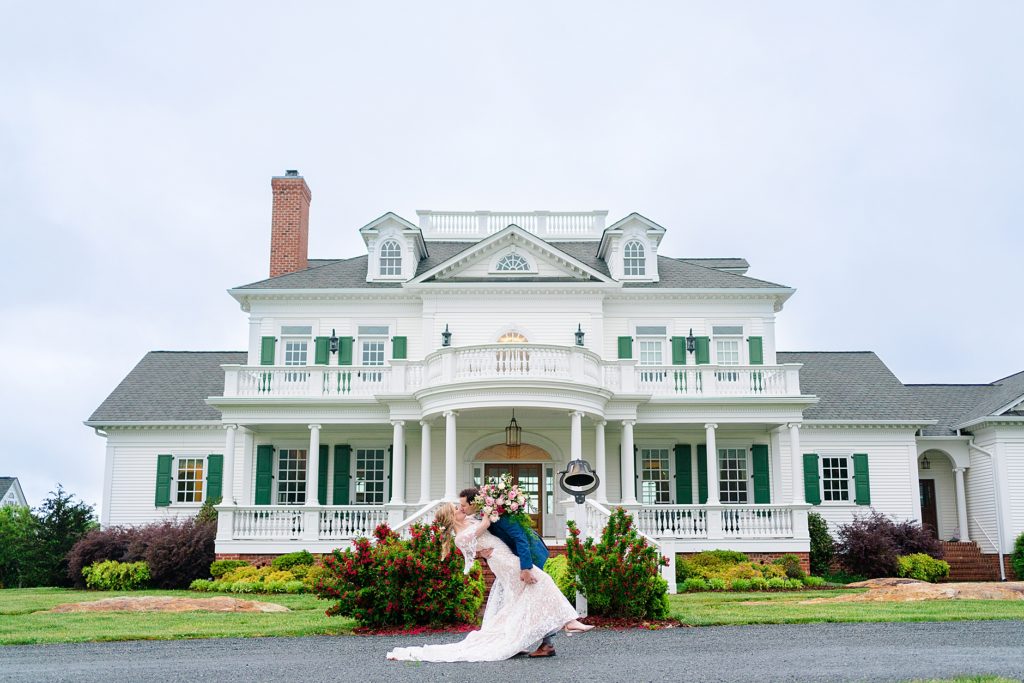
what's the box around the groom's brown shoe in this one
[528,643,556,658]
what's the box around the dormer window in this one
[624,240,646,276]
[379,239,402,276]
[495,253,531,272]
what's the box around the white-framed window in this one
[495,253,531,272]
[277,448,307,505]
[639,447,671,504]
[713,325,742,382]
[358,325,388,366]
[623,240,646,276]
[498,331,528,343]
[636,325,667,383]
[718,447,748,504]
[354,448,388,504]
[280,325,312,382]
[379,239,402,276]
[176,458,205,503]
[821,456,851,502]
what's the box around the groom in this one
[459,487,558,658]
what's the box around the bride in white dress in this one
[386,503,591,662]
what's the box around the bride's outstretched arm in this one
[471,515,491,538]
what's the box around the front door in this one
[484,463,542,532]
[919,479,939,538]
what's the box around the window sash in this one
[640,448,670,504]
[821,456,851,502]
[718,448,748,504]
[277,449,307,505]
[496,253,530,271]
[379,241,402,275]
[176,458,204,503]
[354,448,387,505]
[361,340,385,366]
[715,338,740,365]
[623,241,646,275]
[638,339,664,366]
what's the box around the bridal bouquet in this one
[473,472,532,527]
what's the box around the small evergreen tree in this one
[35,485,98,587]
[0,505,40,588]
[807,511,835,576]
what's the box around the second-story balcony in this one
[220,344,803,400]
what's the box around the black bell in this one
[558,459,600,503]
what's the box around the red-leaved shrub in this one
[835,510,943,579]
[315,523,485,628]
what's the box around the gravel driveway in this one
[2,621,1023,682]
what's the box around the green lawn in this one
[0,588,355,645]
[669,589,1024,626]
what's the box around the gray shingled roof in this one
[236,241,784,290]
[0,477,15,500]
[906,369,1024,434]
[777,351,932,422]
[88,352,246,423]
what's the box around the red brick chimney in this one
[269,170,311,278]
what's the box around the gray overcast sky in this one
[2,2,1021,511]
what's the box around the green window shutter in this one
[674,444,692,504]
[333,445,351,505]
[387,445,394,500]
[852,453,871,505]
[338,336,353,366]
[748,337,764,366]
[260,336,277,365]
[206,454,223,502]
[314,337,330,365]
[803,453,821,505]
[392,336,407,360]
[751,445,770,504]
[695,337,710,365]
[317,445,329,505]
[155,454,173,507]
[671,337,686,365]
[697,445,708,504]
[617,336,633,359]
[255,445,274,505]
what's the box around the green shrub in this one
[284,580,306,594]
[302,565,329,592]
[722,562,762,581]
[682,577,709,592]
[772,554,806,580]
[836,511,943,579]
[542,554,575,602]
[676,550,749,582]
[785,579,804,589]
[895,553,950,583]
[1012,531,1024,580]
[759,563,787,580]
[729,578,752,591]
[265,580,287,593]
[193,565,308,593]
[566,508,669,619]
[190,579,213,591]
[803,576,826,587]
[210,560,249,578]
[707,577,727,591]
[749,577,768,590]
[808,511,835,576]
[765,577,788,590]
[272,550,315,571]
[317,523,485,628]
[81,560,150,590]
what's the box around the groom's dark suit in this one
[488,516,549,570]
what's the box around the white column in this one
[953,467,970,542]
[620,420,638,505]
[390,420,406,505]
[444,411,457,501]
[569,411,583,460]
[223,424,238,504]
[307,424,321,506]
[704,423,719,505]
[594,420,607,503]
[418,420,432,504]
[789,423,804,505]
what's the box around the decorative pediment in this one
[408,225,613,284]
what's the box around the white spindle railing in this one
[318,506,390,540]
[392,500,447,538]
[232,506,305,539]
[720,505,795,537]
[635,365,792,396]
[417,210,608,239]
[633,505,707,538]
[228,366,390,398]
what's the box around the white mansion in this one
[88,171,1024,587]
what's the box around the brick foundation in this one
[677,551,811,575]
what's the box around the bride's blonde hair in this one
[435,503,458,560]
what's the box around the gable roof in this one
[777,351,932,423]
[907,369,1024,434]
[0,477,18,501]
[87,351,246,424]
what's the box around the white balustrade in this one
[392,500,446,539]
[417,210,608,240]
[720,505,795,537]
[318,506,390,540]
[232,506,305,539]
[633,505,707,538]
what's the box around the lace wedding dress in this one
[386,521,579,662]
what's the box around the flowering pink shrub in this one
[566,507,669,619]
[315,523,485,628]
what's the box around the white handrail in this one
[968,514,998,551]
[393,499,446,538]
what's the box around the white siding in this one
[965,447,998,553]
[998,431,1024,548]
[918,451,958,540]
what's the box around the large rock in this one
[46,596,290,613]
[801,580,1024,604]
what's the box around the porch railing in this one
[220,352,802,400]
[392,500,446,538]
[721,505,794,537]
[634,505,707,538]
[318,506,390,540]
[231,506,305,539]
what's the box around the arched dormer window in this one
[379,239,402,276]
[498,331,528,343]
[623,240,646,276]
[495,253,531,272]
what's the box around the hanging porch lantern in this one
[505,410,522,456]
